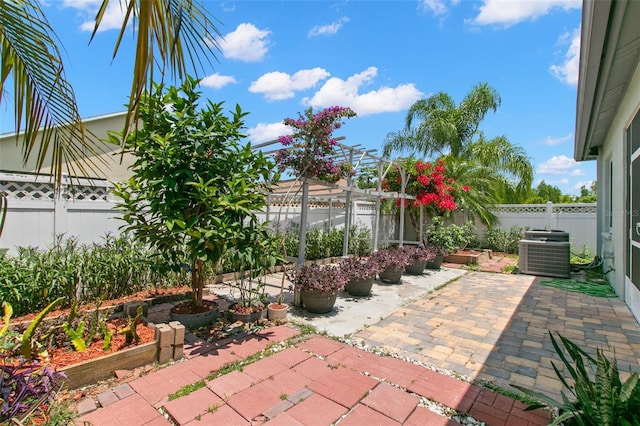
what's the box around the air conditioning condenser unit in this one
[519,239,570,278]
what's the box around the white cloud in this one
[217,23,270,62]
[303,67,423,116]
[469,0,580,28]
[542,132,573,146]
[247,122,292,143]
[308,17,350,37]
[570,169,586,177]
[63,0,127,32]
[419,0,451,16]
[200,73,237,89]
[249,68,330,101]
[550,28,581,86]
[537,155,579,175]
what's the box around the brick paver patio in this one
[74,268,640,425]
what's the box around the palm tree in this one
[0,0,221,185]
[383,82,533,207]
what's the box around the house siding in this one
[598,61,640,322]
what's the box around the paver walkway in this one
[355,271,640,400]
[73,268,640,425]
[76,327,549,426]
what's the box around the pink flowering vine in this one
[274,106,357,183]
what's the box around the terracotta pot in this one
[406,260,427,275]
[301,290,338,314]
[345,277,374,296]
[425,254,444,270]
[267,303,289,321]
[378,266,404,284]
[229,304,267,323]
[169,300,218,328]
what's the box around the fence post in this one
[53,174,69,238]
[546,201,553,230]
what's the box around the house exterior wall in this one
[0,112,133,182]
[597,62,640,322]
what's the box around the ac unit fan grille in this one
[519,240,570,278]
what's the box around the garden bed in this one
[444,250,490,265]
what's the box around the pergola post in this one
[399,167,407,247]
[342,148,355,257]
[294,179,309,306]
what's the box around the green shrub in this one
[483,226,524,254]
[425,218,477,253]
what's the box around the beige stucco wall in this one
[597,62,640,322]
[0,111,134,183]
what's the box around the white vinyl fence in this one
[0,172,597,255]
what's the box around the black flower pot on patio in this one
[406,260,427,275]
[378,266,404,284]
[345,276,375,296]
[424,254,444,270]
[301,290,338,314]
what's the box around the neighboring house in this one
[0,111,131,182]
[575,0,640,322]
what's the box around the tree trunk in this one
[191,259,204,307]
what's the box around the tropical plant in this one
[274,106,357,183]
[113,77,278,309]
[288,264,349,294]
[382,82,533,212]
[0,0,221,186]
[0,233,184,317]
[512,332,640,426]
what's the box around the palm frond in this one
[90,0,223,145]
[0,0,106,185]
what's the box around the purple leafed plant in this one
[370,247,413,270]
[0,358,67,422]
[341,257,383,281]
[288,264,349,294]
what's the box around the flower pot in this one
[267,303,289,321]
[169,300,218,328]
[425,254,444,270]
[301,290,338,314]
[378,266,404,284]
[345,277,374,296]
[229,304,267,323]
[406,260,427,275]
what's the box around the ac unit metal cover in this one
[519,240,570,278]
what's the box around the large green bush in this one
[483,226,524,254]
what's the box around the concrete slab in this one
[288,268,466,338]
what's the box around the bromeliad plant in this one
[512,332,640,426]
[113,77,278,311]
[274,106,357,183]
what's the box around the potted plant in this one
[425,217,477,265]
[424,244,448,269]
[342,256,383,297]
[227,231,284,323]
[113,77,278,329]
[288,264,348,313]
[370,246,412,284]
[405,245,437,275]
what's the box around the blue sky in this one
[2,0,592,195]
